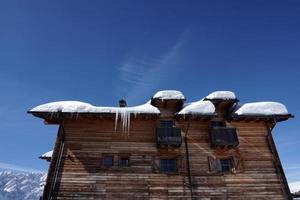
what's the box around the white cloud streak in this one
[117,30,189,104]
[285,165,300,171]
[0,162,45,173]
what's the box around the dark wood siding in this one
[42,118,289,199]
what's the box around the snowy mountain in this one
[290,181,300,193]
[0,170,46,200]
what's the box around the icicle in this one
[120,111,124,133]
[114,110,119,133]
[115,108,132,136]
[50,112,54,120]
[125,111,127,135]
[122,111,125,135]
[121,110,126,134]
[127,111,131,136]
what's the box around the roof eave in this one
[204,98,239,103]
[229,114,294,122]
[151,98,185,104]
[28,111,161,122]
[176,113,216,121]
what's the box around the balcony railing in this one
[156,127,182,147]
[209,127,239,148]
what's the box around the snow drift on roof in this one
[30,101,93,113]
[206,91,236,100]
[178,100,215,115]
[235,102,289,116]
[30,101,160,114]
[40,150,53,158]
[152,90,185,100]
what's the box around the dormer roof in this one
[152,90,185,100]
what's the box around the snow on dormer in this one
[206,91,236,100]
[152,90,185,100]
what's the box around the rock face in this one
[0,170,46,200]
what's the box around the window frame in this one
[102,155,114,167]
[219,158,232,172]
[159,120,174,128]
[119,155,130,167]
[208,156,239,174]
[210,121,226,128]
[159,158,178,173]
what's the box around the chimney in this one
[119,99,127,107]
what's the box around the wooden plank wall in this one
[180,121,288,199]
[43,118,289,199]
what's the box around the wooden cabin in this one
[29,90,293,200]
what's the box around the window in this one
[160,120,174,128]
[102,156,113,167]
[209,120,239,148]
[220,159,232,172]
[119,156,130,167]
[209,127,239,148]
[156,121,182,147]
[160,159,177,173]
[208,156,236,173]
[210,121,225,127]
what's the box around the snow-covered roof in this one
[152,90,185,100]
[206,91,236,100]
[40,150,53,158]
[234,102,289,116]
[30,101,160,114]
[39,150,53,161]
[28,90,292,122]
[178,100,215,115]
[30,101,93,113]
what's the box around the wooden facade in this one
[30,96,293,199]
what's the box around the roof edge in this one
[230,114,294,122]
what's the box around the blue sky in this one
[0,0,299,185]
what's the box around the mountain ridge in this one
[0,170,46,200]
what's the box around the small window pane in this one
[210,121,225,127]
[103,156,113,167]
[160,121,174,128]
[120,157,129,167]
[160,159,177,173]
[220,159,232,172]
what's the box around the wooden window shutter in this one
[232,156,242,171]
[177,157,182,172]
[152,157,160,172]
[216,159,222,172]
[208,156,221,172]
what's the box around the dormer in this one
[151,90,185,118]
[204,91,238,119]
[151,90,185,148]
